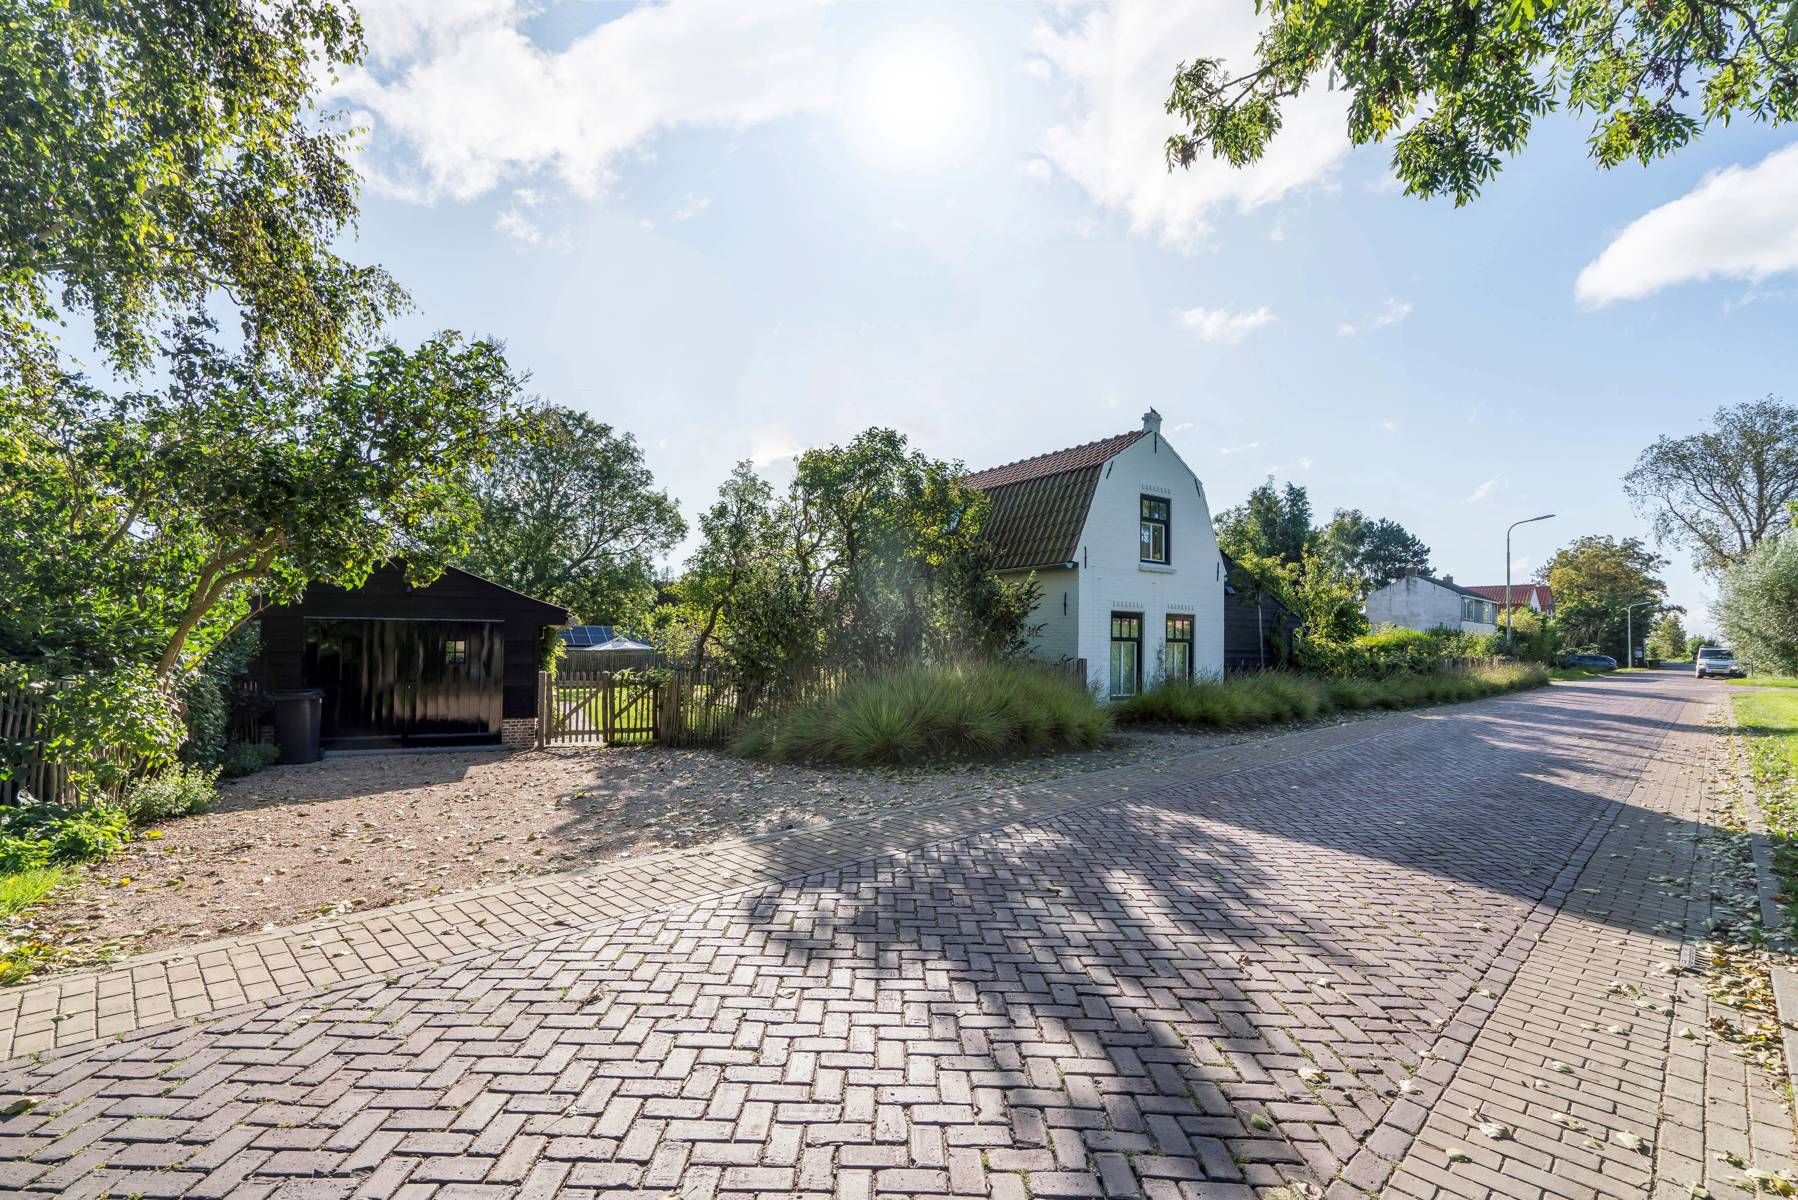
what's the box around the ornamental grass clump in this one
[733,662,1111,765]
[1117,662,1547,730]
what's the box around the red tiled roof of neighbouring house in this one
[961,430,1147,491]
[1463,583,1554,613]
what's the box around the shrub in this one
[0,663,184,800]
[0,800,132,871]
[219,741,280,778]
[123,762,219,823]
[734,662,1110,765]
[1117,663,1548,730]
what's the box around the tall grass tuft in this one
[733,662,1112,765]
[1116,663,1548,730]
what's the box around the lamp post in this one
[1505,514,1555,651]
[1624,600,1655,668]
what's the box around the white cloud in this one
[1031,4,1351,249]
[1296,456,1313,470]
[1339,298,1412,336]
[335,0,833,202]
[1576,142,1798,307]
[1217,440,1263,455]
[1464,476,1502,503]
[495,207,543,245]
[1174,305,1277,345]
[1022,157,1054,182]
[1380,419,1402,433]
[672,193,713,222]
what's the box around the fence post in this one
[536,672,549,746]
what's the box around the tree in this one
[672,430,1040,689]
[1645,612,1689,662]
[1538,536,1671,660]
[1718,531,1798,674]
[1215,477,1313,565]
[1686,634,1709,658]
[1164,0,1798,205]
[459,406,684,625]
[1624,397,1798,575]
[679,461,779,670]
[0,0,399,383]
[0,322,522,680]
[1316,508,1432,590]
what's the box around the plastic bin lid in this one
[266,688,324,701]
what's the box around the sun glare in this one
[844,27,987,173]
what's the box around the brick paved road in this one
[1,673,1789,1199]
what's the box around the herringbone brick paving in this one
[0,714,1413,1062]
[0,673,1788,1199]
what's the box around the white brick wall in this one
[1364,576,1499,634]
[1013,566,1080,665]
[1072,433,1225,696]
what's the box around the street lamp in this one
[1505,514,1555,650]
[1623,600,1655,668]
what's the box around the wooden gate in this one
[539,672,660,745]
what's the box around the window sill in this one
[1138,563,1176,574]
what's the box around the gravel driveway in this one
[27,725,1262,972]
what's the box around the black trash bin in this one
[267,688,323,765]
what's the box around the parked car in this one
[1562,653,1618,670]
[1695,647,1745,679]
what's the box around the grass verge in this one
[1732,690,1798,927]
[734,662,1110,765]
[1728,676,1798,688]
[1549,666,1615,681]
[1115,663,1549,730]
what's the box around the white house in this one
[964,410,1225,699]
[1362,571,1501,633]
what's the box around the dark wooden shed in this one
[258,564,569,750]
[1221,554,1301,674]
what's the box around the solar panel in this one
[560,625,614,648]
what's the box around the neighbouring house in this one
[965,409,1225,699]
[1222,553,1301,672]
[560,626,659,671]
[1461,583,1554,619]
[1362,570,1501,633]
[259,563,570,750]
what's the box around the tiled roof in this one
[964,430,1147,572]
[962,431,1147,490]
[1462,583,1554,612]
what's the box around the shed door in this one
[303,619,502,749]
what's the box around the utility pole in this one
[1624,600,1655,668]
[1505,514,1554,651]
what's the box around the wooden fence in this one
[0,682,75,805]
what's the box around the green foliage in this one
[1216,477,1313,564]
[1117,663,1549,729]
[0,0,399,382]
[123,763,218,824]
[1718,532,1798,675]
[218,742,280,779]
[0,322,524,679]
[733,662,1111,765]
[1626,397,1798,575]
[459,405,685,625]
[675,434,1041,690]
[1540,535,1672,659]
[0,801,131,872]
[0,664,184,801]
[1165,0,1798,204]
[1645,612,1691,662]
[1314,509,1432,591]
[178,625,260,769]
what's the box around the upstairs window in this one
[1140,495,1170,564]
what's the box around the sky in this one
[327,0,1798,634]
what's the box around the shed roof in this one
[964,430,1148,572]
